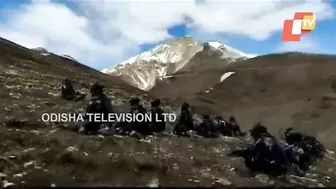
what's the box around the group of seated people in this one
[61,80,327,177]
[173,102,245,138]
[230,124,326,176]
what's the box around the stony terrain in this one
[1,37,336,187]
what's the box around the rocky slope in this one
[102,37,255,91]
[1,37,336,187]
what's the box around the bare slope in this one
[151,52,336,148]
[1,38,336,187]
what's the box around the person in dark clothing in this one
[81,82,114,134]
[173,102,194,136]
[229,123,291,176]
[196,115,218,138]
[148,99,166,133]
[284,144,312,172]
[227,116,245,136]
[61,79,85,101]
[61,79,76,100]
[129,97,151,136]
[284,127,304,144]
[215,116,232,136]
[284,127,325,165]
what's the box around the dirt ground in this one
[1,38,336,187]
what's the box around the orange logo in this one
[282,12,316,42]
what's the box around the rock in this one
[2,180,14,188]
[326,149,335,155]
[0,173,7,178]
[13,173,23,178]
[305,173,318,179]
[66,146,78,152]
[97,135,105,139]
[255,174,270,184]
[24,160,36,168]
[317,183,324,187]
[23,148,35,153]
[147,178,159,187]
[34,165,42,169]
[213,177,232,186]
[51,183,56,187]
[172,163,179,170]
[139,138,151,143]
[5,69,18,75]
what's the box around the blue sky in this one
[0,0,335,70]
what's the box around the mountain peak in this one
[121,36,201,66]
[205,42,257,59]
[102,37,256,91]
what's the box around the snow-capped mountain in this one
[102,36,256,91]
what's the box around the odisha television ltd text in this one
[40,113,177,123]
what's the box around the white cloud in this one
[276,36,319,53]
[0,0,334,70]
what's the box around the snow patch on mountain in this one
[220,72,235,82]
[207,42,257,59]
[101,68,109,73]
[62,55,77,62]
[121,44,182,65]
[32,47,50,56]
[32,47,48,52]
[31,47,79,62]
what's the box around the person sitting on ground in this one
[196,115,218,138]
[173,102,194,136]
[227,116,245,136]
[284,127,325,160]
[61,79,76,100]
[284,143,312,172]
[129,97,151,136]
[80,82,114,134]
[229,123,292,176]
[61,79,86,101]
[215,116,231,136]
[148,99,166,133]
